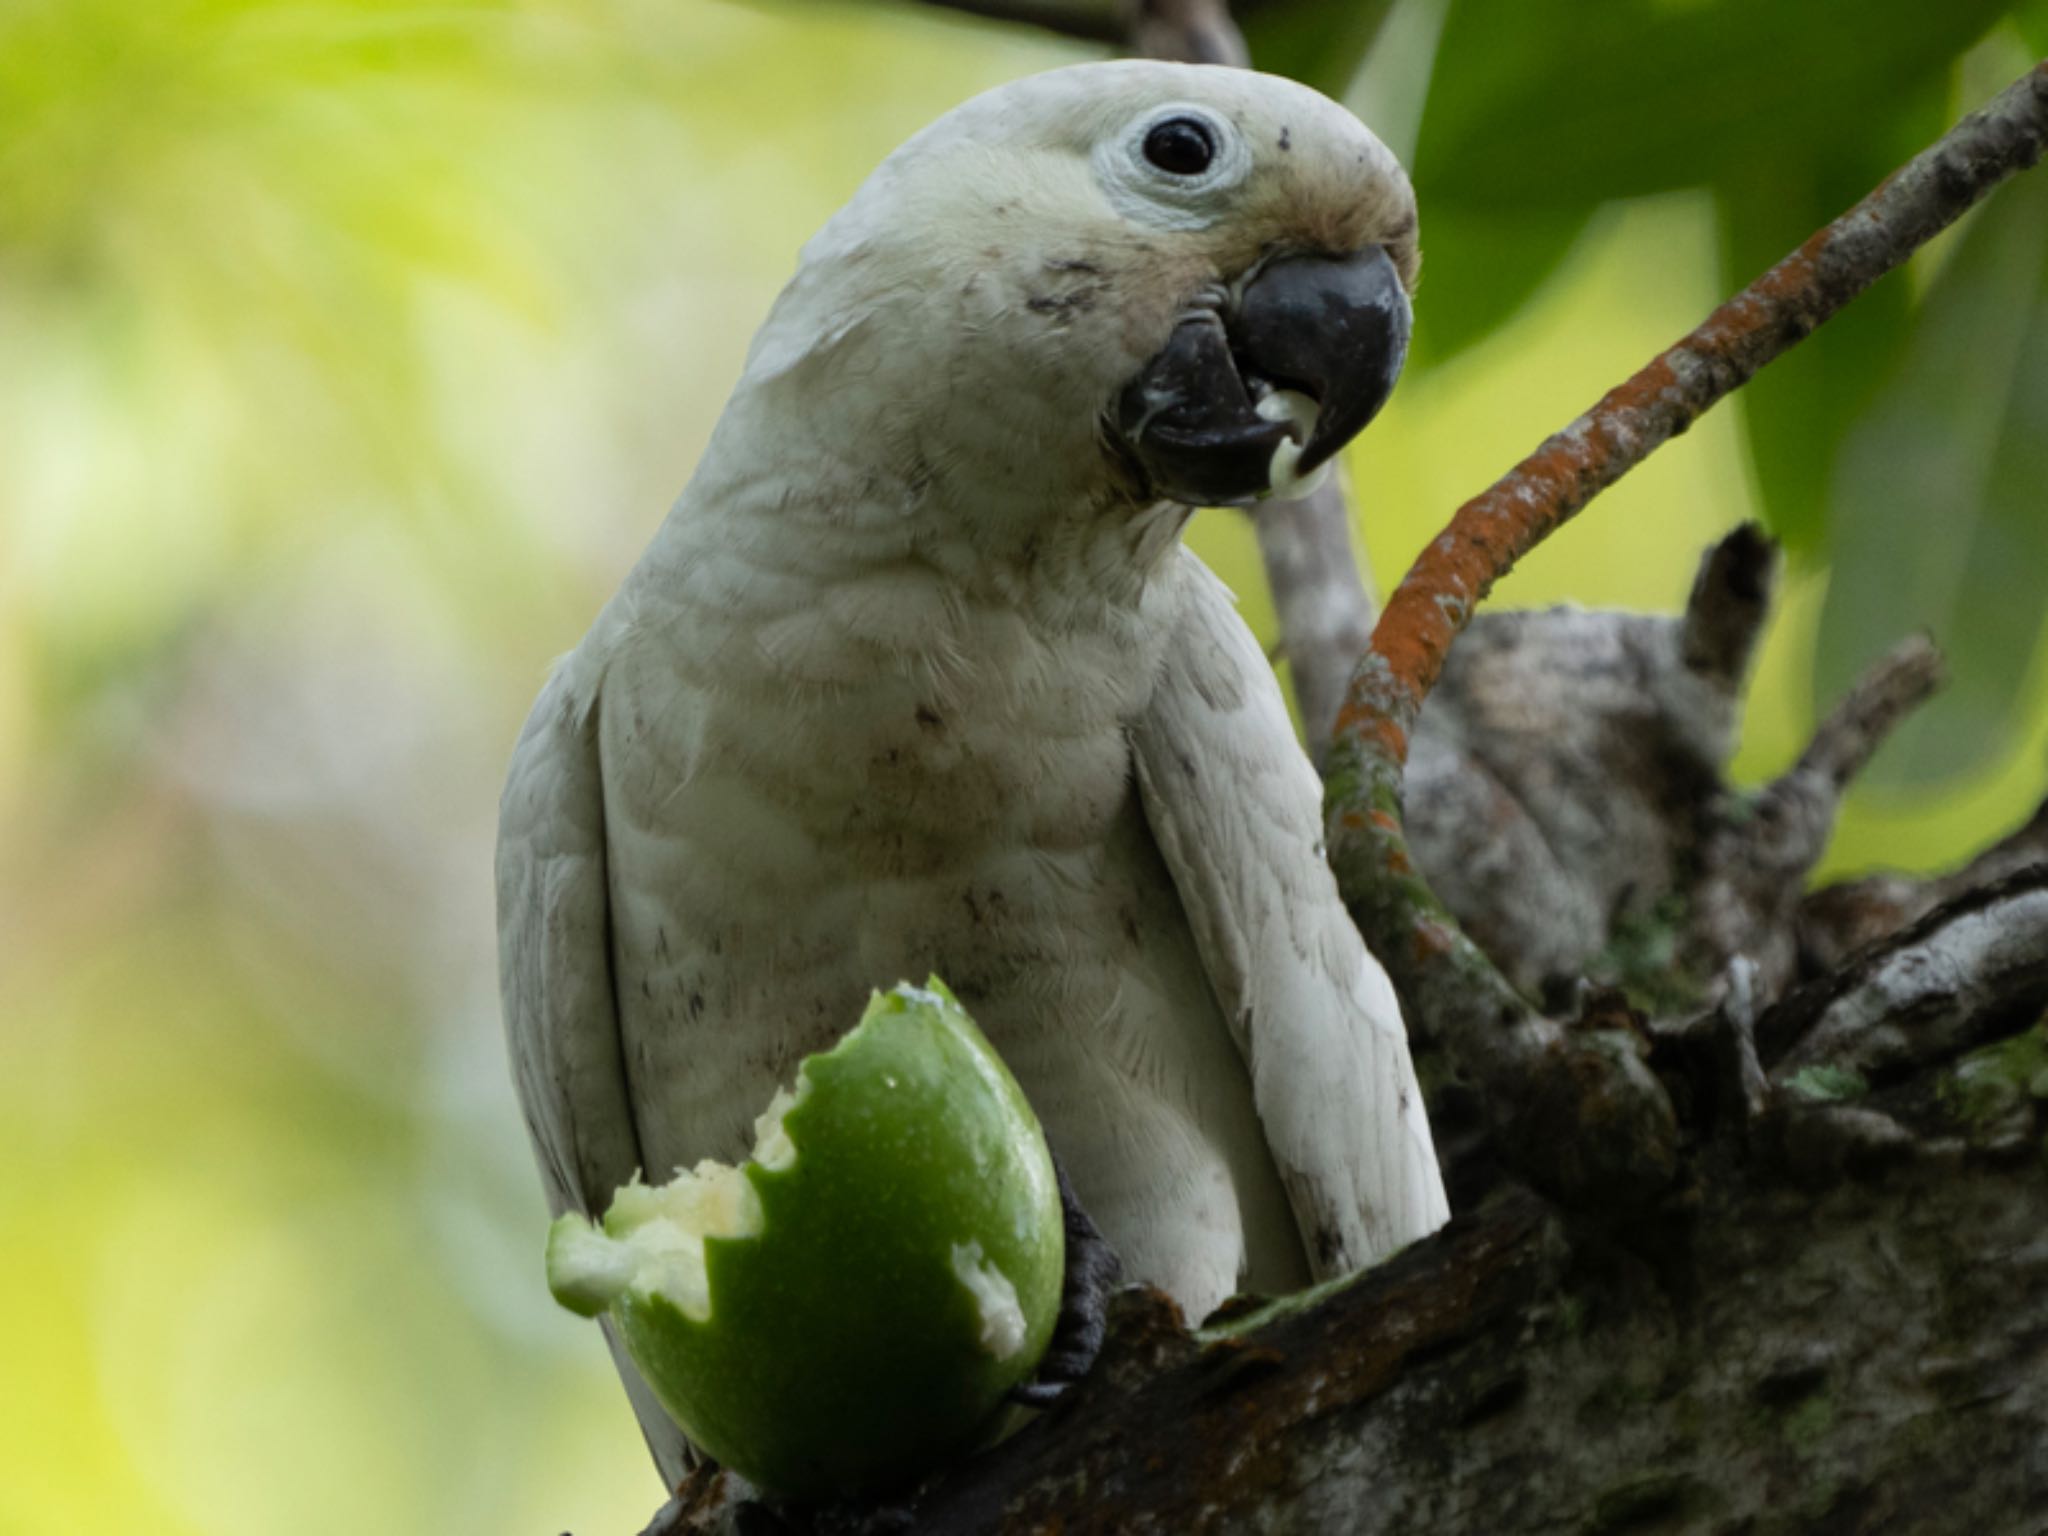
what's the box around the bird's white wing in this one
[1132,552,1449,1278]
[496,653,694,1486]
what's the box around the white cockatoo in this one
[499,59,1448,1484]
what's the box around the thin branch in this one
[1684,634,1947,1000]
[1254,466,1380,764]
[1131,0,1247,65]
[1332,61,2048,765]
[1322,60,2048,1210]
[1677,522,1775,686]
[1791,633,1945,790]
[911,0,1125,45]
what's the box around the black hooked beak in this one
[1111,245,1411,507]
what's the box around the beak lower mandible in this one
[1231,245,1411,477]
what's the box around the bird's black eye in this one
[1142,117,1217,177]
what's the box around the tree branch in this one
[1800,792,2048,972]
[911,0,1125,45]
[1254,466,1380,763]
[653,897,2048,1533]
[1129,0,1246,65]
[1323,60,2048,1210]
[1684,634,1946,1000]
[1332,61,2048,765]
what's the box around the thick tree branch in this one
[1801,793,2048,972]
[1762,863,2048,1079]
[652,891,2048,1532]
[1322,61,2048,1211]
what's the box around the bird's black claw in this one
[1006,1151,1123,1408]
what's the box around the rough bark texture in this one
[1801,800,2048,975]
[644,862,2048,1536]
[1404,528,1775,1008]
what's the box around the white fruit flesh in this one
[1256,388,1331,499]
[540,978,1065,1500]
[546,1074,813,1320]
[948,1241,1028,1361]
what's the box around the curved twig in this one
[1323,60,2048,1207]
[1332,62,2048,767]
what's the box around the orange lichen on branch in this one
[1410,919,1455,965]
[1318,61,2048,1221]
[1332,59,2048,766]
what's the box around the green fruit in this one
[545,979,1064,1499]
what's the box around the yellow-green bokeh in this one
[2,5,2041,1534]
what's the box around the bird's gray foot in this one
[1007,1152,1123,1408]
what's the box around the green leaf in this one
[1415,0,2009,209]
[1409,201,1592,371]
[1816,169,2048,787]
[1715,80,1947,553]
[1240,0,1397,95]
[2019,0,2048,54]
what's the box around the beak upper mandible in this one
[1231,245,1411,476]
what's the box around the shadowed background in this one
[2,3,2044,1532]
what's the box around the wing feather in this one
[1133,553,1449,1277]
[496,653,694,1487]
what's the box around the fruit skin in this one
[604,980,1063,1500]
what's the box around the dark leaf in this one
[2019,0,2048,54]
[1715,80,1947,553]
[1415,0,2008,209]
[858,0,1123,44]
[1239,0,1397,95]
[1409,202,1592,372]
[1817,170,2048,786]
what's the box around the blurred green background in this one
[2,3,2044,1532]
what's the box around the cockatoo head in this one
[732,60,1417,531]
